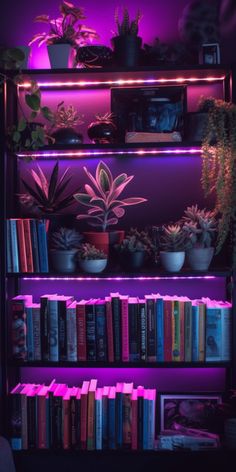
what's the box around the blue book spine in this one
[30,219,40,272]
[10,219,19,272]
[6,219,13,272]
[108,397,116,449]
[48,300,59,362]
[95,397,102,450]
[96,304,107,362]
[143,395,149,450]
[192,305,199,362]
[102,396,108,449]
[156,298,164,361]
[116,392,123,448]
[86,304,96,361]
[67,305,77,362]
[37,220,49,273]
[205,307,221,361]
[26,306,34,361]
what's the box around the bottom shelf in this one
[13,449,236,472]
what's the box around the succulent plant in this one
[78,243,107,260]
[116,227,154,254]
[182,205,218,249]
[74,160,147,231]
[19,161,78,215]
[160,224,186,252]
[50,227,83,250]
[93,112,116,124]
[53,101,84,129]
[114,7,142,36]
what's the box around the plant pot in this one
[111,35,142,67]
[160,251,185,272]
[87,120,117,144]
[186,247,214,271]
[47,44,75,69]
[76,45,113,68]
[83,232,109,255]
[119,250,145,271]
[50,249,78,273]
[51,128,83,145]
[17,46,30,69]
[78,258,107,273]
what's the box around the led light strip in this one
[18,76,226,89]
[17,148,201,159]
[23,276,216,281]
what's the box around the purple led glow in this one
[17,147,201,159]
[22,275,217,282]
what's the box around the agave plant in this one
[160,224,186,252]
[53,101,84,129]
[78,242,107,260]
[74,161,147,231]
[19,161,78,215]
[114,7,142,36]
[182,205,218,249]
[50,227,83,250]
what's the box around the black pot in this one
[87,121,117,144]
[76,45,113,67]
[119,251,145,271]
[111,36,142,67]
[51,128,83,145]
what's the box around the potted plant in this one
[29,2,99,69]
[200,97,236,269]
[73,160,147,254]
[182,205,218,271]
[87,112,117,144]
[111,7,143,67]
[159,223,186,272]
[77,243,107,273]
[51,101,84,145]
[50,226,83,273]
[115,227,154,271]
[18,161,79,218]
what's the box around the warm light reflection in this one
[17,148,201,159]
[18,76,226,89]
[23,276,216,281]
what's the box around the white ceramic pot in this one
[47,44,74,69]
[78,259,107,274]
[160,251,185,272]
[186,247,214,271]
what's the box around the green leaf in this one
[17,118,27,132]
[30,111,38,120]
[41,106,54,121]
[25,93,40,111]
[99,169,110,192]
[13,131,21,143]
[48,162,59,202]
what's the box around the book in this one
[23,219,34,272]
[10,383,26,450]
[172,299,181,361]
[6,219,13,272]
[37,385,50,449]
[131,388,138,450]
[80,380,89,450]
[192,302,200,362]
[87,379,97,450]
[184,298,192,362]
[95,299,107,362]
[137,385,144,450]
[163,297,173,362]
[67,300,77,362]
[155,295,164,361]
[16,219,27,272]
[121,295,129,362]
[102,386,110,449]
[95,388,103,450]
[145,295,156,362]
[85,299,96,361]
[25,305,34,361]
[108,386,116,449]
[116,382,124,448]
[125,131,182,143]
[128,297,140,362]
[62,388,71,449]
[110,292,121,362]
[20,384,33,450]
[58,296,74,361]
[30,219,40,273]
[70,387,80,449]
[40,294,57,362]
[51,384,68,449]
[147,389,156,450]
[37,219,49,273]
[204,298,231,361]
[9,219,19,272]
[27,384,42,449]
[12,295,32,360]
[32,303,41,361]
[122,382,133,449]
[138,298,147,362]
[105,296,114,363]
[76,300,87,361]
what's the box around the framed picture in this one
[111,85,186,142]
[160,393,222,432]
[199,43,220,65]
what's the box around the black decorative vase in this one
[87,121,117,144]
[119,251,145,271]
[51,128,83,145]
[111,36,142,67]
[76,45,113,68]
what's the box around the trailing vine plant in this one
[200,97,236,268]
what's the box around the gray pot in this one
[160,251,185,272]
[186,247,214,271]
[50,249,78,273]
[47,44,74,69]
[78,259,107,274]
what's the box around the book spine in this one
[16,219,27,272]
[23,219,34,272]
[10,219,19,272]
[112,297,121,362]
[87,392,95,450]
[86,305,96,361]
[67,305,77,362]
[52,396,63,449]
[164,300,173,362]
[137,396,143,450]
[116,392,123,448]
[108,397,116,449]
[21,394,28,450]
[95,397,102,450]
[205,307,222,362]
[33,307,41,361]
[128,302,140,362]
[26,306,34,361]
[131,396,138,450]
[121,298,129,362]
[76,304,86,361]
[156,298,164,361]
[102,395,108,449]
[6,219,13,272]
[27,395,36,449]
[30,219,40,273]
[38,396,47,449]
[192,305,200,362]
[48,300,59,362]
[143,395,148,450]
[10,389,22,450]
[12,300,27,360]
[179,301,185,362]
[96,304,107,362]
[184,302,192,362]
[139,302,147,362]
[199,305,206,362]
[106,300,114,363]
[41,297,49,362]
[221,307,231,361]
[172,300,180,361]
[80,393,88,450]
[58,301,67,362]
[37,220,49,273]
[146,299,156,362]
[62,398,70,449]
[147,395,155,450]
[70,395,79,449]
[123,394,132,449]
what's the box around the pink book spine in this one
[131,389,138,450]
[105,297,114,363]
[76,302,87,361]
[121,296,129,362]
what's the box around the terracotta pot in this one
[160,251,185,272]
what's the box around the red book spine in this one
[179,301,185,362]
[76,303,86,361]
[164,299,173,362]
[121,297,129,362]
[106,298,114,363]
[23,219,34,272]
[16,219,27,273]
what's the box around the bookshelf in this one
[1,64,236,469]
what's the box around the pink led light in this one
[17,148,201,159]
[18,76,226,89]
[23,276,216,281]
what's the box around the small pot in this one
[160,251,185,272]
[186,247,214,271]
[51,128,83,146]
[50,249,78,273]
[87,120,117,144]
[111,35,142,67]
[47,43,75,69]
[119,251,145,271]
[78,258,107,273]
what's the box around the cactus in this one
[182,205,218,249]
[114,7,142,36]
[50,227,83,250]
[160,224,186,252]
[78,243,107,260]
[116,228,154,254]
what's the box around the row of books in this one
[10,379,156,451]
[7,218,49,273]
[11,293,232,363]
